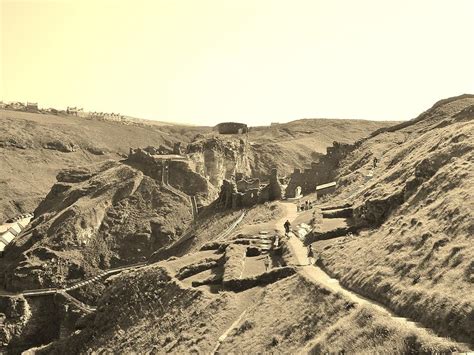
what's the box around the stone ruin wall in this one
[216,168,283,209]
[286,141,355,197]
[214,122,249,134]
[126,148,164,181]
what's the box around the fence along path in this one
[215,211,247,242]
[21,262,147,297]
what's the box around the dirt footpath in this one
[278,201,472,351]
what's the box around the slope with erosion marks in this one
[0,109,209,221]
[248,118,397,178]
[149,200,286,263]
[313,94,474,344]
[31,201,466,354]
[0,160,194,293]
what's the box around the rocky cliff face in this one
[125,149,217,206]
[187,136,252,188]
[0,160,194,291]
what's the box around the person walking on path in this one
[373,156,378,168]
[284,220,291,236]
[264,255,271,271]
[307,244,315,265]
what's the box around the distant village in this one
[0,100,128,123]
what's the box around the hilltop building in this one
[214,122,249,134]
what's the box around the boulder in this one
[43,140,76,153]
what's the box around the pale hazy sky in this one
[1,0,473,125]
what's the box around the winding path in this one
[279,201,471,350]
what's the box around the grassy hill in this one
[0,110,208,221]
[313,94,474,344]
[248,118,396,177]
[2,97,471,353]
[0,110,394,221]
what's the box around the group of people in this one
[297,200,313,212]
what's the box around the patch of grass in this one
[306,305,467,354]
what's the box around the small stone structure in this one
[142,145,173,155]
[66,107,83,116]
[216,168,283,209]
[315,181,337,199]
[88,111,125,121]
[26,102,38,111]
[286,141,354,197]
[214,122,249,134]
[4,102,26,110]
[0,214,33,256]
[173,142,183,155]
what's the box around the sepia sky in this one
[2,0,474,125]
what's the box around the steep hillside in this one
[0,110,393,221]
[313,94,474,344]
[248,119,396,177]
[0,110,208,221]
[31,201,464,354]
[0,160,195,292]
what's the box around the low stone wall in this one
[222,244,247,285]
[176,255,224,280]
[223,266,296,292]
[303,226,359,246]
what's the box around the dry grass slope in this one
[315,94,474,344]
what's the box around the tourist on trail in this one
[305,201,309,210]
[264,255,271,271]
[373,157,378,168]
[308,202,313,209]
[284,220,291,236]
[307,245,315,265]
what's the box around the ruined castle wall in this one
[242,188,260,207]
[231,192,243,209]
[126,149,163,181]
[286,141,355,197]
[236,178,260,192]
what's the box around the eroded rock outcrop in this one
[43,140,77,153]
[0,160,194,291]
[187,136,252,188]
